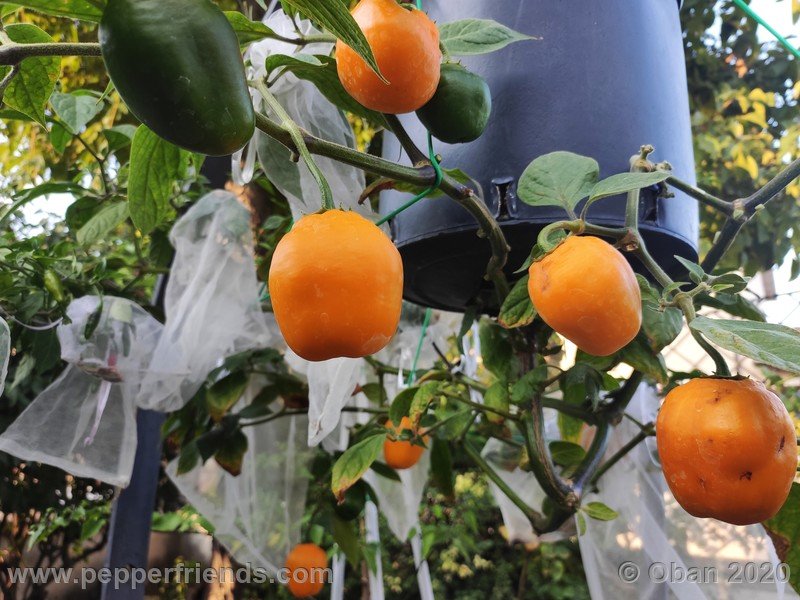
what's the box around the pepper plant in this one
[0,0,799,594]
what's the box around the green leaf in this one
[510,365,549,405]
[206,371,249,422]
[0,24,60,125]
[549,441,586,468]
[483,381,509,423]
[50,91,103,134]
[331,433,386,501]
[176,440,200,475]
[224,11,279,44]
[49,121,71,153]
[518,151,599,213]
[103,124,138,152]
[430,438,454,499]
[637,275,682,351]
[332,515,361,568]
[689,316,800,374]
[478,320,518,382]
[358,382,385,404]
[617,335,668,384]
[587,171,670,203]
[127,126,187,233]
[389,387,417,426]
[576,512,587,536]
[6,0,103,21]
[439,19,535,56]
[697,292,765,322]
[763,483,800,592]
[266,54,385,124]
[582,501,619,521]
[214,430,248,476]
[498,275,537,329]
[674,255,705,284]
[76,200,128,245]
[281,0,384,79]
[409,381,439,427]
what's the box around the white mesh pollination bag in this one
[0,296,162,486]
[167,378,313,576]
[138,190,274,412]
[0,191,273,487]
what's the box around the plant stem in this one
[0,42,101,65]
[702,157,800,272]
[667,176,733,215]
[570,421,610,499]
[443,391,517,422]
[462,439,546,529]
[521,407,575,509]
[254,80,335,210]
[600,371,644,423]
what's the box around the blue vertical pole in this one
[101,156,231,598]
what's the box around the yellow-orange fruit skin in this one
[336,0,441,114]
[285,543,328,597]
[383,417,426,470]
[656,377,797,526]
[527,236,642,356]
[268,210,403,362]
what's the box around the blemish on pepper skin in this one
[698,478,706,489]
[779,436,785,452]
[740,471,752,481]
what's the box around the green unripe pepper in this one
[99,0,255,156]
[416,63,492,145]
[43,269,65,303]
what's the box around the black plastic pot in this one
[381,0,698,313]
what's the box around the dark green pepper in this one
[416,63,492,145]
[99,0,255,156]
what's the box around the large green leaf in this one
[265,53,385,124]
[3,0,103,21]
[50,91,104,134]
[518,151,599,213]
[127,126,187,234]
[76,200,128,245]
[331,433,386,501]
[588,171,670,203]
[690,316,800,374]
[439,19,535,56]
[281,0,383,79]
[0,24,61,125]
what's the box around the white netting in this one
[138,190,274,412]
[579,385,790,600]
[250,11,370,221]
[285,352,364,447]
[0,191,274,487]
[0,296,162,486]
[0,316,10,396]
[167,378,312,575]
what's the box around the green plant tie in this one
[731,0,800,60]
[408,307,432,385]
[376,131,443,226]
